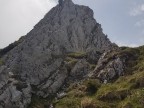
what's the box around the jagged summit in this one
[32,0,116,53]
[0,1,117,108]
[58,0,73,6]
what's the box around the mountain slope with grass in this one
[0,0,143,108]
[53,46,144,108]
[0,0,117,108]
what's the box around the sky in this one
[0,0,144,48]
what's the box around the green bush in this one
[84,79,101,95]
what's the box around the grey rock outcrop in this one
[70,59,89,81]
[0,0,117,107]
[91,51,124,82]
[0,66,31,108]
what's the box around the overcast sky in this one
[0,0,144,48]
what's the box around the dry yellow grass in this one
[81,97,96,108]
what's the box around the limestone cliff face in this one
[0,0,117,108]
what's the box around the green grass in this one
[54,97,81,108]
[28,46,144,108]
[54,46,144,108]
[67,52,87,59]
[119,89,144,108]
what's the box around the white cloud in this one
[130,4,144,16]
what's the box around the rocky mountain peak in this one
[32,0,116,54]
[0,1,118,108]
[63,0,73,5]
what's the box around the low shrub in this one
[84,79,101,95]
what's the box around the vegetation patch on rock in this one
[54,46,144,108]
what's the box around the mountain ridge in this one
[0,0,138,108]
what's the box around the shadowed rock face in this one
[0,0,117,108]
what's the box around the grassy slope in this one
[25,46,144,108]
[54,46,144,108]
